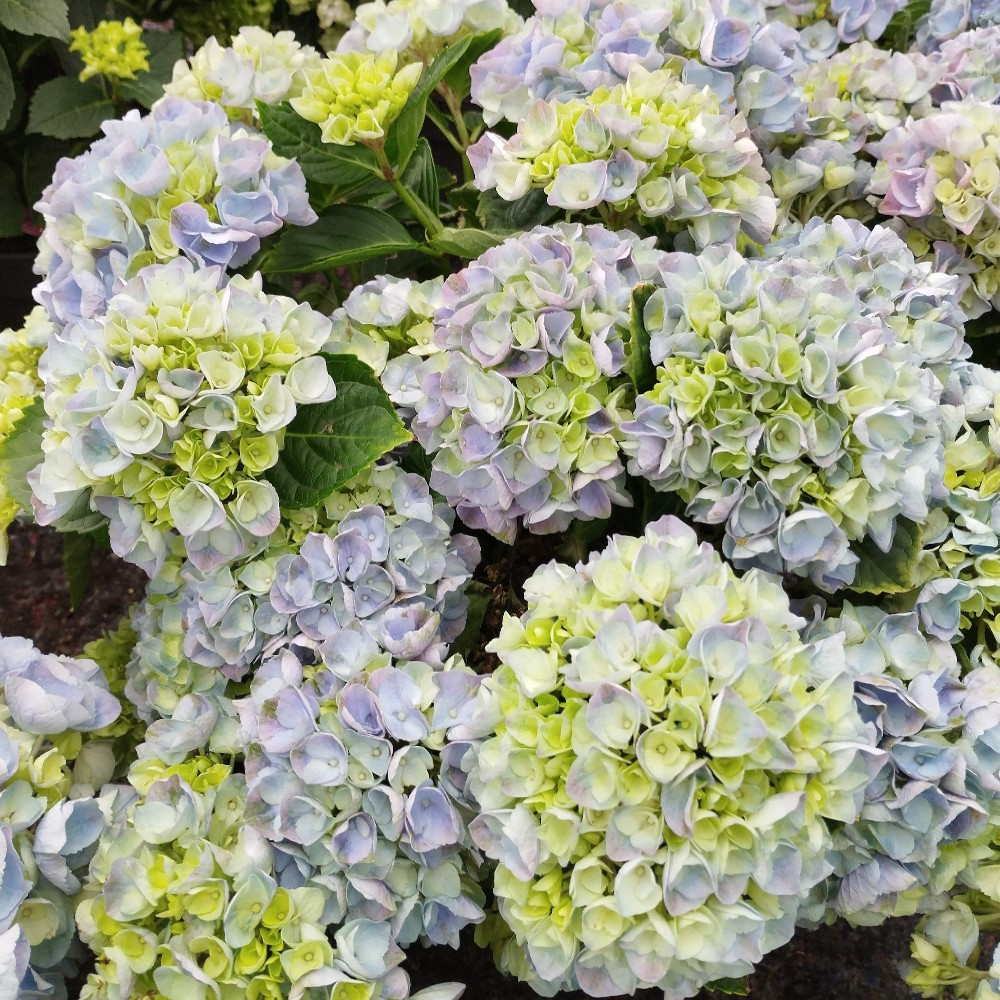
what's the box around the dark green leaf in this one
[119,30,183,109]
[0,397,43,510]
[401,138,439,218]
[62,530,95,610]
[267,353,411,509]
[385,30,500,170]
[257,101,381,189]
[477,187,558,232]
[441,29,502,99]
[706,977,750,996]
[27,77,112,138]
[263,205,419,273]
[0,45,13,131]
[626,283,657,395]
[849,519,923,595]
[430,227,503,260]
[0,0,69,38]
[451,581,491,659]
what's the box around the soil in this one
[0,521,918,1000]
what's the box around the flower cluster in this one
[398,222,666,542]
[238,638,486,951]
[123,462,480,726]
[33,96,315,330]
[69,18,150,84]
[0,307,51,564]
[800,604,1000,925]
[464,516,874,997]
[929,26,1000,103]
[622,220,955,590]
[470,0,807,137]
[338,0,521,63]
[325,274,445,379]
[766,41,939,225]
[469,65,777,248]
[163,27,323,115]
[916,0,1000,48]
[0,634,125,996]
[762,0,907,51]
[290,52,423,146]
[77,759,438,1000]
[32,260,337,575]
[869,101,1000,318]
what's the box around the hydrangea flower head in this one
[237,639,487,950]
[0,308,51,564]
[763,0,907,49]
[929,25,1000,104]
[338,0,522,64]
[163,27,324,115]
[397,222,667,541]
[469,64,777,247]
[799,604,1000,925]
[124,461,480,728]
[33,96,315,329]
[869,102,1000,318]
[78,761,423,1000]
[69,18,150,83]
[290,52,423,146]
[464,516,874,997]
[31,259,338,575]
[0,634,125,995]
[622,219,961,590]
[470,0,807,138]
[915,0,1000,48]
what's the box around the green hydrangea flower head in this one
[69,18,150,84]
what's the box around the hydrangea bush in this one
[2,3,1000,999]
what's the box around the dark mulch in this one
[0,521,918,1000]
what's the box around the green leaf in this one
[119,30,183,109]
[267,353,411,509]
[257,101,381,189]
[451,581,491,659]
[0,0,69,38]
[706,977,750,996]
[430,227,503,260]
[385,30,500,170]
[0,397,44,510]
[626,283,657,395]
[62,530,95,610]
[401,138,439,219]
[0,45,13,131]
[849,518,923,595]
[27,76,113,139]
[264,205,419,274]
[441,29,502,99]
[477,187,558,232]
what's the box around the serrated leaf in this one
[0,0,69,38]
[0,397,44,510]
[119,31,183,109]
[264,205,419,274]
[430,227,503,260]
[385,30,500,170]
[849,519,923,595]
[27,76,112,139]
[707,977,750,996]
[477,187,559,231]
[626,283,657,395]
[401,138,439,218]
[0,45,13,131]
[62,530,95,611]
[257,100,381,189]
[267,353,411,509]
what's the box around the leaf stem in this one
[437,84,474,182]
[371,143,444,237]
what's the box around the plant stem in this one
[437,84,474,183]
[372,144,444,237]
